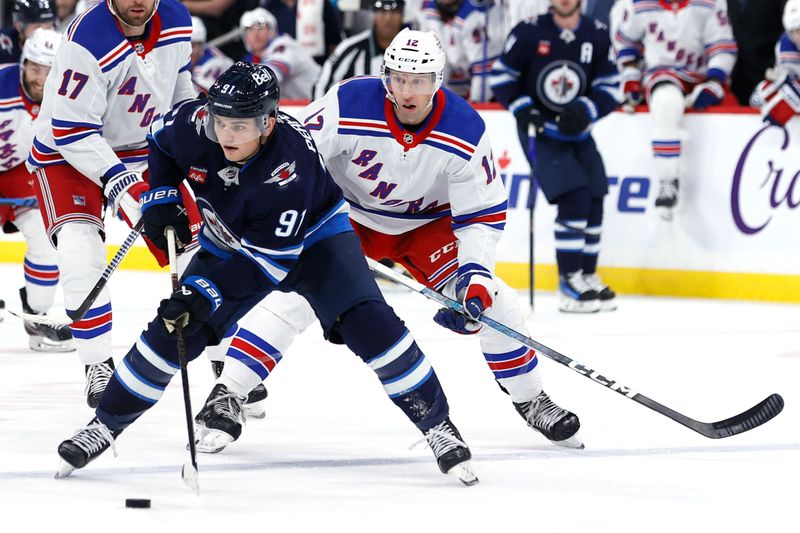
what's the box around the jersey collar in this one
[114,11,162,58]
[383,90,446,152]
[18,83,40,118]
[660,0,690,10]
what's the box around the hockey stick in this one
[0,197,37,207]
[367,257,784,439]
[166,227,200,494]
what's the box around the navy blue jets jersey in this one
[0,27,21,66]
[490,13,619,141]
[146,100,351,299]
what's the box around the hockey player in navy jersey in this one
[197,29,583,455]
[490,0,620,313]
[0,0,56,67]
[55,62,479,486]
[0,28,74,351]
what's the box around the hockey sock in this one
[14,210,59,312]
[339,301,449,432]
[95,320,209,432]
[649,82,683,181]
[554,188,590,274]
[582,197,604,275]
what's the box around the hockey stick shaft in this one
[0,197,37,207]
[166,227,200,494]
[367,258,784,439]
[65,220,144,322]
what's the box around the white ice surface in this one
[0,265,797,532]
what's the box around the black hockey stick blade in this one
[701,393,784,439]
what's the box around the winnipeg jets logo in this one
[265,161,297,186]
[217,165,240,187]
[536,60,586,112]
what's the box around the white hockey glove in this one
[103,169,148,227]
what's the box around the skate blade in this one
[558,301,601,314]
[446,460,479,487]
[194,428,234,454]
[30,337,76,353]
[552,434,585,450]
[599,300,618,312]
[243,400,266,420]
[55,460,76,479]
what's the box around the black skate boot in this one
[558,270,601,313]
[583,273,617,312]
[19,288,75,352]
[194,383,245,453]
[514,391,583,449]
[655,178,679,220]
[424,417,478,486]
[210,360,268,419]
[56,417,119,478]
[85,358,115,408]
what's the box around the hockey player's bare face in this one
[55,0,79,20]
[112,0,157,30]
[551,0,581,18]
[245,25,274,54]
[22,61,51,103]
[387,71,436,126]
[191,42,204,66]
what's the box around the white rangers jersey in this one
[776,33,800,78]
[244,35,321,100]
[27,0,196,185]
[300,77,507,274]
[192,45,233,93]
[612,0,737,87]
[0,65,39,172]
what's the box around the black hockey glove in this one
[557,98,596,136]
[513,99,546,146]
[139,186,191,253]
[158,276,223,337]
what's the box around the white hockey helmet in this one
[107,0,160,27]
[21,27,61,67]
[239,7,277,33]
[784,0,800,32]
[381,28,445,103]
[191,16,207,43]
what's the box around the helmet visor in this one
[203,107,267,145]
[383,68,437,97]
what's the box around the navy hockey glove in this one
[686,77,726,110]
[511,97,546,141]
[140,186,191,253]
[158,276,222,337]
[557,97,597,136]
[433,269,498,335]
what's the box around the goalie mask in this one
[204,62,280,145]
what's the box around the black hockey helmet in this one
[204,62,280,144]
[13,0,56,25]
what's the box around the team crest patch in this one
[403,132,413,145]
[265,161,297,187]
[72,195,86,206]
[537,40,551,56]
[134,42,145,54]
[188,166,207,184]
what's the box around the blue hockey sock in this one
[582,197,604,274]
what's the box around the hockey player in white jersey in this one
[194,29,583,455]
[189,16,233,94]
[26,0,202,408]
[612,0,737,220]
[0,28,74,352]
[751,0,800,126]
[239,7,321,100]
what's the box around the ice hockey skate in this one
[19,288,75,352]
[514,391,583,449]
[55,418,118,478]
[194,383,245,453]
[558,270,601,313]
[583,273,617,311]
[210,361,268,419]
[85,358,115,408]
[423,417,479,486]
[655,178,679,221]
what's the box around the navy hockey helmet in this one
[13,0,56,25]
[204,62,280,144]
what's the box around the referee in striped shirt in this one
[313,0,405,99]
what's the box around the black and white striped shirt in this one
[313,29,385,100]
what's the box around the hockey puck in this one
[125,498,151,509]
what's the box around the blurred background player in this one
[313,0,405,100]
[0,0,56,66]
[0,28,74,351]
[491,0,619,313]
[26,0,200,408]
[57,62,478,486]
[201,29,582,454]
[751,0,800,126]
[239,7,321,100]
[53,0,80,32]
[257,0,344,64]
[611,0,737,220]
[190,16,233,94]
